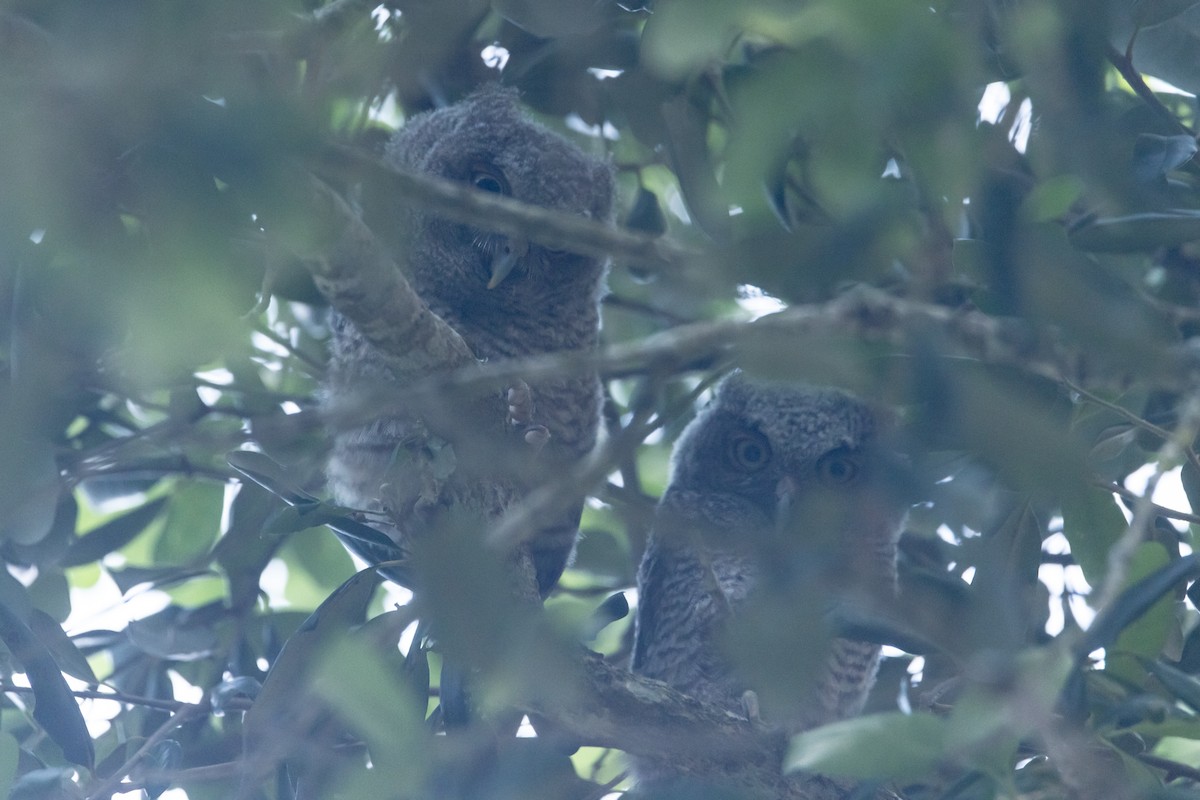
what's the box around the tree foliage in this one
[4,0,1200,798]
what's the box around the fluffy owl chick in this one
[326,85,614,595]
[631,372,906,794]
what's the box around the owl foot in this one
[507,380,550,453]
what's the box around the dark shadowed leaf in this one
[1132,0,1200,29]
[1143,658,1200,712]
[1132,134,1197,184]
[61,497,169,568]
[493,0,609,36]
[625,185,667,236]
[1070,210,1200,252]
[144,739,181,799]
[243,568,382,754]
[28,610,96,685]
[0,601,92,767]
[1061,484,1127,587]
[1081,554,1200,656]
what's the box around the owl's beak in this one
[487,236,529,289]
[774,475,798,531]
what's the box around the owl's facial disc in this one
[486,235,529,289]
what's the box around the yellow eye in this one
[816,450,860,485]
[728,432,771,472]
[469,164,510,195]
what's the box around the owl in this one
[631,371,907,796]
[325,85,615,596]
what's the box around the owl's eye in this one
[727,431,771,472]
[816,450,860,485]
[470,165,510,196]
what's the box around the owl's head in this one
[662,371,907,586]
[385,85,615,311]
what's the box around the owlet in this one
[632,371,907,796]
[325,85,614,596]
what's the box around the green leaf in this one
[0,600,93,767]
[61,496,169,568]
[1069,210,1200,252]
[213,483,284,612]
[243,568,383,754]
[785,712,946,782]
[1132,133,1197,183]
[1020,174,1084,222]
[28,609,97,685]
[1061,485,1127,587]
[154,482,224,565]
[1081,552,1200,656]
[1143,658,1200,712]
[0,437,61,546]
[0,733,19,798]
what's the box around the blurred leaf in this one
[1111,543,1177,668]
[1070,210,1200,252]
[785,712,947,781]
[1143,658,1200,712]
[243,568,383,755]
[311,630,428,781]
[1132,133,1197,184]
[493,0,609,36]
[1082,553,1200,656]
[9,768,76,800]
[61,497,169,568]
[0,733,18,798]
[0,436,60,546]
[1132,0,1200,29]
[1020,174,1085,222]
[0,601,93,767]
[1061,484,1127,587]
[155,482,225,565]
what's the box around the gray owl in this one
[631,372,907,797]
[325,85,614,596]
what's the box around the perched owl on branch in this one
[632,371,908,797]
[325,85,614,596]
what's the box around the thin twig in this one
[1106,44,1195,136]
[1090,391,1200,617]
[1097,479,1200,526]
[253,323,325,374]
[1067,378,1200,474]
[85,701,210,800]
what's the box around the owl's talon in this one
[506,380,535,428]
[523,425,550,451]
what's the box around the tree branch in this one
[306,176,478,376]
[318,144,696,271]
